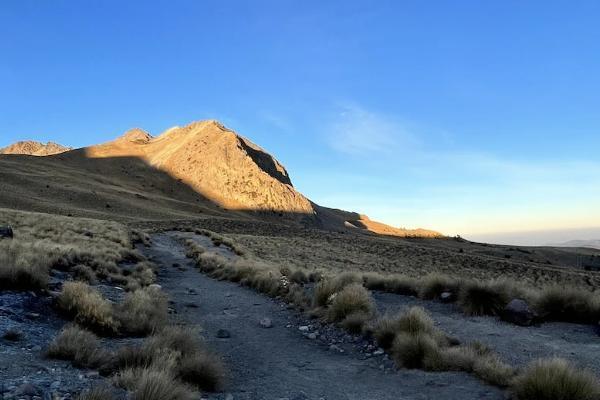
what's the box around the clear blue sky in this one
[1,1,599,242]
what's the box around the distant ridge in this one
[551,239,600,250]
[0,140,71,156]
[0,120,442,238]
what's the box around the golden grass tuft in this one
[535,287,600,324]
[47,325,109,368]
[116,286,168,336]
[512,358,600,400]
[418,273,459,300]
[327,284,375,322]
[57,282,119,334]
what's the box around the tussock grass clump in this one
[58,282,119,334]
[535,287,600,324]
[340,312,372,334]
[327,284,375,322]
[111,326,225,393]
[392,332,441,369]
[288,269,309,284]
[512,358,600,400]
[116,286,168,336]
[0,241,51,290]
[418,273,459,300]
[72,265,98,284]
[76,386,117,400]
[313,273,361,308]
[459,281,511,316]
[115,367,193,400]
[372,307,438,350]
[47,325,109,368]
[363,273,419,296]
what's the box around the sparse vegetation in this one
[58,282,119,334]
[512,358,600,400]
[327,284,375,322]
[76,386,118,400]
[47,325,109,368]
[535,286,600,324]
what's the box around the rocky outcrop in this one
[0,141,71,156]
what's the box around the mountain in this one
[0,141,71,156]
[0,120,441,237]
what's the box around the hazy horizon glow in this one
[1,1,599,242]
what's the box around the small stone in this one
[148,284,162,290]
[85,371,99,378]
[50,381,61,389]
[307,333,317,340]
[216,329,231,338]
[259,318,273,328]
[31,345,42,352]
[225,394,234,400]
[440,292,454,303]
[25,312,40,319]
[373,349,385,356]
[298,326,309,332]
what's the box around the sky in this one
[1,1,599,244]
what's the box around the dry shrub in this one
[459,281,510,316]
[57,282,119,334]
[512,358,600,400]
[363,273,387,290]
[383,275,419,296]
[115,367,193,400]
[0,240,51,290]
[116,286,168,336]
[289,269,309,284]
[327,284,375,322]
[340,311,372,334]
[418,273,459,300]
[72,265,97,284]
[473,353,515,387]
[76,386,117,400]
[313,273,361,308]
[47,325,109,368]
[392,332,441,369]
[112,326,225,393]
[372,307,438,350]
[535,287,600,324]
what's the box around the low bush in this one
[418,273,459,300]
[0,241,51,290]
[392,332,441,369]
[116,286,168,336]
[512,358,600,400]
[340,312,372,334]
[57,282,119,334]
[327,284,375,322]
[115,367,193,400]
[535,287,600,324]
[459,281,511,316]
[47,325,109,368]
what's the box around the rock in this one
[502,299,537,326]
[16,383,40,396]
[216,329,231,338]
[148,284,162,290]
[25,312,40,319]
[307,333,317,340]
[225,394,234,400]
[298,326,309,332]
[440,292,454,303]
[0,226,13,239]
[259,318,273,328]
[373,349,385,356]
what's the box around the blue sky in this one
[1,1,599,243]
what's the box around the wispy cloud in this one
[327,104,419,154]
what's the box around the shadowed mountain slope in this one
[0,120,441,237]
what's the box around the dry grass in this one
[327,284,375,323]
[115,367,193,400]
[418,273,459,300]
[47,325,109,368]
[116,286,168,336]
[512,358,600,400]
[111,326,225,394]
[340,312,372,334]
[313,273,361,308]
[76,386,117,400]
[57,282,119,334]
[0,240,51,290]
[535,287,600,324]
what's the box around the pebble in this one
[307,333,317,340]
[259,318,273,328]
[298,326,309,332]
[373,349,385,356]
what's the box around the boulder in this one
[501,299,537,326]
[0,226,13,239]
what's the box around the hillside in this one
[0,120,440,237]
[0,140,71,156]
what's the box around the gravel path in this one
[146,233,504,400]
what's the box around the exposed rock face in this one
[0,141,71,156]
[87,120,315,215]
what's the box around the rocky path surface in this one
[146,233,504,400]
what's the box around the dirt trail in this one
[145,233,503,400]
